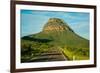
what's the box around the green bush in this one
[61,46,89,60]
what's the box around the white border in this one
[16,4,94,69]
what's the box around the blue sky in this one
[21,9,90,40]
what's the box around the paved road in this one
[28,47,67,62]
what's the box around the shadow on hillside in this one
[21,36,53,43]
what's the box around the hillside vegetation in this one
[21,18,89,62]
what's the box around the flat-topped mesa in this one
[43,18,74,32]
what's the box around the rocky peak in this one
[43,18,74,32]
